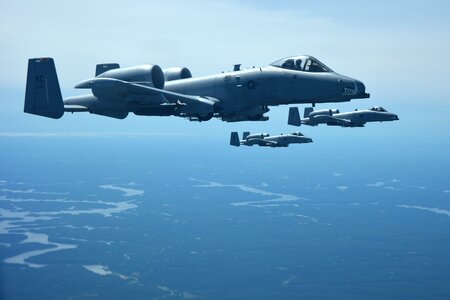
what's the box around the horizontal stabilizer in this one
[24,58,64,119]
[288,107,301,126]
[95,63,120,76]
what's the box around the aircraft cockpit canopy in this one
[370,106,387,112]
[292,132,304,136]
[271,56,333,73]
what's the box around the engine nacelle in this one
[162,67,192,81]
[308,109,339,118]
[246,133,269,140]
[97,64,165,89]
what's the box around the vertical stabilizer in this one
[230,132,240,147]
[24,58,64,119]
[288,107,301,126]
[304,107,314,118]
[95,63,120,76]
[242,132,250,140]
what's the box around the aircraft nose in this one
[392,114,399,120]
[354,79,370,98]
[355,80,366,93]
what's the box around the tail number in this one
[35,75,45,89]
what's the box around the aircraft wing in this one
[312,115,352,127]
[75,78,218,115]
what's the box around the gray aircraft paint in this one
[24,56,369,122]
[24,58,64,119]
[288,106,399,127]
[230,131,313,148]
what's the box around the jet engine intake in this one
[162,67,192,81]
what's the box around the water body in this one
[1,137,450,299]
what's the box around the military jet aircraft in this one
[287,106,399,127]
[230,132,313,147]
[24,56,369,122]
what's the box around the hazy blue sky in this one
[2,4,449,299]
[0,0,449,138]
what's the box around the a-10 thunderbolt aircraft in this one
[24,56,369,121]
[230,132,313,147]
[287,106,399,127]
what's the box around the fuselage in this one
[241,133,312,147]
[63,55,370,121]
[333,110,398,123]
[164,65,368,114]
[302,108,399,127]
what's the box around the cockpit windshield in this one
[292,132,304,136]
[271,56,332,73]
[370,106,387,112]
